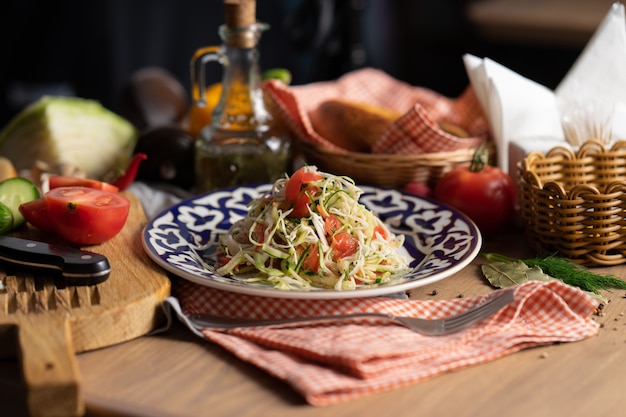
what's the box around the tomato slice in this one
[290,188,318,218]
[45,186,130,245]
[301,244,320,272]
[252,223,265,246]
[48,176,119,193]
[19,197,56,233]
[285,170,304,203]
[285,168,323,218]
[324,214,342,236]
[216,254,232,268]
[331,232,358,260]
[373,224,388,240]
[285,167,322,203]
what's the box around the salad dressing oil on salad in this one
[191,0,291,192]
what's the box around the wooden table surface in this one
[466,0,621,47]
[3,224,626,417]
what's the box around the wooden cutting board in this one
[0,192,171,417]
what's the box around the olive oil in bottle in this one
[191,0,291,193]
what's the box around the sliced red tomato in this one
[373,224,388,240]
[252,223,265,246]
[285,167,322,217]
[216,254,232,268]
[317,202,329,218]
[285,170,303,203]
[290,197,308,218]
[45,186,130,245]
[19,197,56,233]
[301,244,320,272]
[48,176,119,193]
[289,187,319,218]
[324,214,341,236]
[332,232,358,260]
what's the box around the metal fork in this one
[187,288,515,336]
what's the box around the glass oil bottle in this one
[191,0,292,193]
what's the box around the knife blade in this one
[0,235,110,286]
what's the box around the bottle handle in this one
[190,46,222,106]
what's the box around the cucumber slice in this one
[0,202,14,234]
[0,177,40,229]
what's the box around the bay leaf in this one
[480,261,552,288]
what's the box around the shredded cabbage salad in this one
[215,166,410,290]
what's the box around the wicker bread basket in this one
[298,141,492,189]
[518,139,626,266]
[263,69,492,189]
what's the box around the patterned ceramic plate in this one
[142,184,481,299]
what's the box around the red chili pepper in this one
[112,153,147,191]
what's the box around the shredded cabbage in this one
[215,166,410,290]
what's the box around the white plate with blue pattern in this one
[142,184,482,299]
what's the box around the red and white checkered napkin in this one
[170,278,599,406]
[263,67,490,154]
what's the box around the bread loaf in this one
[438,122,470,138]
[309,99,401,152]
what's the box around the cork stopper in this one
[222,0,257,48]
[224,0,256,29]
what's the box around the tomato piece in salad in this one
[301,244,320,272]
[45,186,130,245]
[251,223,266,246]
[285,167,322,218]
[373,224,388,240]
[217,254,231,268]
[324,214,342,235]
[331,232,358,260]
[285,167,322,202]
[290,187,319,218]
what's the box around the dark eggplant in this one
[133,126,195,190]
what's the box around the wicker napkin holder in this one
[518,139,626,266]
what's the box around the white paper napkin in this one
[464,2,626,173]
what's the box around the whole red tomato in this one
[433,147,515,236]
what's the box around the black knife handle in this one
[0,235,110,286]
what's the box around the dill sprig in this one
[483,253,626,294]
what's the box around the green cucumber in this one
[0,177,40,230]
[0,202,14,234]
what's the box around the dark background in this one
[0,0,583,127]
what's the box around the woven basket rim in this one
[523,139,626,167]
[520,138,626,194]
[296,138,494,189]
[298,140,484,162]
